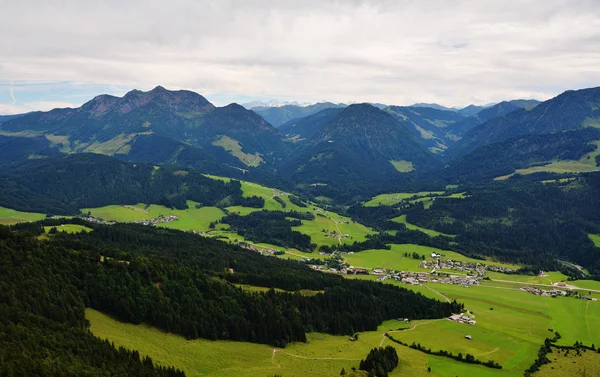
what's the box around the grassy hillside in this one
[0,206,45,225]
[88,308,513,377]
[88,273,600,377]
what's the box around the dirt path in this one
[333,220,342,246]
[273,349,361,361]
[379,319,445,346]
[423,284,451,303]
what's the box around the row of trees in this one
[386,335,502,369]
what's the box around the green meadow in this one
[495,140,600,181]
[589,233,600,248]
[344,244,519,271]
[88,308,515,377]
[391,214,455,238]
[43,224,92,234]
[364,191,444,207]
[84,202,226,233]
[535,348,600,377]
[387,282,600,375]
[485,271,569,285]
[0,206,45,225]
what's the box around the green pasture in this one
[485,271,568,286]
[43,224,92,234]
[364,191,443,207]
[589,233,600,248]
[344,244,519,271]
[88,308,515,377]
[391,214,455,238]
[294,211,375,248]
[83,202,225,232]
[0,206,45,225]
[495,140,600,180]
[414,282,600,373]
[534,348,600,377]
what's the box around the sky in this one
[1,0,600,114]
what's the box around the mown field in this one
[0,206,45,225]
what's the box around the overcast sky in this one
[1,0,600,114]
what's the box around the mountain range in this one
[0,84,598,201]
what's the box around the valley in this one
[3,86,600,377]
[2,171,600,376]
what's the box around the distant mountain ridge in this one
[449,87,600,158]
[0,86,285,174]
[251,102,346,127]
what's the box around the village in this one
[418,258,517,276]
[81,214,178,227]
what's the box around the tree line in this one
[5,221,461,351]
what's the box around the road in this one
[422,284,451,303]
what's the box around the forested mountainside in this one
[0,154,256,214]
[0,85,597,205]
[446,100,540,140]
[281,104,439,201]
[384,105,467,153]
[0,227,185,376]
[279,107,344,140]
[251,102,345,127]
[432,128,600,183]
[449,86,600,158]
[3,222,460,346]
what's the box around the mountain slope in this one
[279,107,344,140]
[282,104,439,198]
[451,87,600,157]
[252,102,345,127]
[0,153,247,214]
[436,128,600,183]
[0,86,285,171]
[384,106,467,153]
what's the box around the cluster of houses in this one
[519,286,597,301]
[322,229,351,239]
[239,243,284,256]
[398,271,480,286]
[519,286,569,298]
[81,216,115,225]
[130,214,178,226]
[448,313,477,326]
[418,259,516,276]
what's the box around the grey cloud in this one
[1,0,600,108]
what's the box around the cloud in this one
[1,0,600,108]
[0,101,78,115]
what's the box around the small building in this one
[465,335,472,340]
